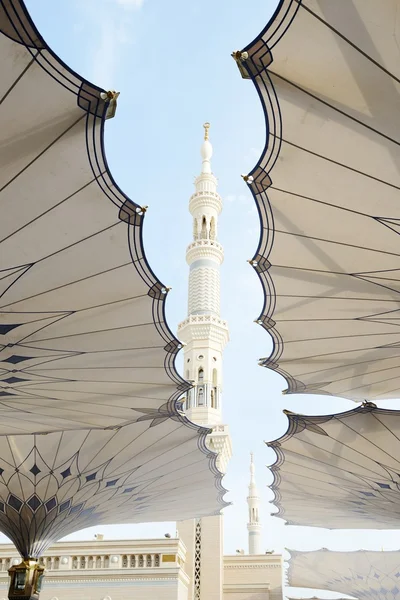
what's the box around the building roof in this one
[287,548,400,600]
[237,0,400,401]
[0,0,227,558]
[267,403,400,529]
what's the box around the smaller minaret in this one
[247,453,262,555]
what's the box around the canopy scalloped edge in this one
[0,0,228,514]
[265,402,381,525]
[237,0,333,398]
[237,1,400,402]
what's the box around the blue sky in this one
[20,0,400,596]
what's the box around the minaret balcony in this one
[186,239,224,265]
[178,315,229,347]
[189,191,222,215]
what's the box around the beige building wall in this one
[178,515,224,600]
[178,577,190,600]
[41,576,188,600]
[177,520,195,600]
[0,539,189,600]
[223,554,283,600]
[199,515,223,600]
[0,539,283,600]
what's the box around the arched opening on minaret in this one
[210,217,216,240]
[212,368,218,409]
[197,387,204,406]
[193,218,198,240]
[201,216,207,239]
[198,368,204,384]
[197,369,205,406]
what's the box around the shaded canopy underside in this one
[0,0,226,557]
[287,548,400,600]
[242,0,400,401]
[267,404,400,529]
[286,598,352,600]
[0,421,223,559]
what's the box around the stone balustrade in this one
[186,239,223,252]
[178,314,228,330]
[0,552,176,571]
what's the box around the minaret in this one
[247,453,262,555]
[177,122,230,434]
[177,124,232,600]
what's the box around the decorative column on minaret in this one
[177,124,232,600]
[177,123,231,472]
[247,453,262,555]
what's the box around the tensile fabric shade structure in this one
[287,597,352,600]
[287,598,350,600]
[285,596,347,600]
[236,0,400,401]
[0,0,227,560]
[267,403,400,529]
[287,548,400,600]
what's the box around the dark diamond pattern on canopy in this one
[0,423,224,558]
[0,0,227,558]
[236,0,400,401]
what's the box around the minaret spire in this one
[201,122,212,174]
[247,453,262,555]
[177,122,231,469]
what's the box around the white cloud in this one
[81,0,145,87]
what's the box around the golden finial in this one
[203,122,210,141]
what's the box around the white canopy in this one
[288,548,400,600]
[267,403,400,529]
[238,0,400,401]
[287,597,352,600]
[0,0,226,557]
